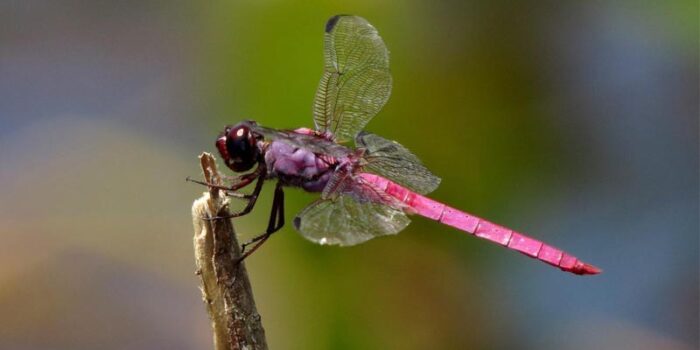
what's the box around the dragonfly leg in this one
[237,183,285,264]
[205,175,266,221]
[187,177,253,203]
[187,173,256,193]
[187,164,264,192]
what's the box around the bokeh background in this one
[1,1,697,349]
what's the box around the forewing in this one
[356,131,441,194]
[293,196,410,246]
[244,121,351,158]
[313,15,391,143]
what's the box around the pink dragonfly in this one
[198,15,600,275]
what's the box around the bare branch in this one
[192,152,267,350]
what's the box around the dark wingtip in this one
[293,216,301,230]
[355,130,370,146]
[325,14,350,33]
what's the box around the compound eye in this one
[225,125,258,172]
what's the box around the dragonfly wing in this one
[244,121,352,158]
[356,131,441,194]
[293,195,410,246]
[313,15,391,143]
[294,173,410,246]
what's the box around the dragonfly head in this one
[216,122,262,172]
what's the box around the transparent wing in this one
[243,121,352,158]
[293,173,410,246]
[313,15,392,143]
[356,131,441,194]
[293,196,410,246]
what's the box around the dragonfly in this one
[195,15,600,275]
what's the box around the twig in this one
[191,152,268,350]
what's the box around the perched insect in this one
[193,15,600,275]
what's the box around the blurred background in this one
[0,1,697,349]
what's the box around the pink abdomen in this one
[360,173,600,276]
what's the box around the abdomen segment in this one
[360,173,601,275]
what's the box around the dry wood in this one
[192,152,267,350]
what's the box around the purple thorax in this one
[264,140,337,192]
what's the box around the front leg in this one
[188,165,267,220]
[187,163,264,192]
[225,171,262,191]
[187,172,257,191]
[187,176,251,200]
[207,174,266,221]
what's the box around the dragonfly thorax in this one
[264,140,337,192]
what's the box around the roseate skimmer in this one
[195,15,600,275]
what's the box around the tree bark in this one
[191,152,268,350]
